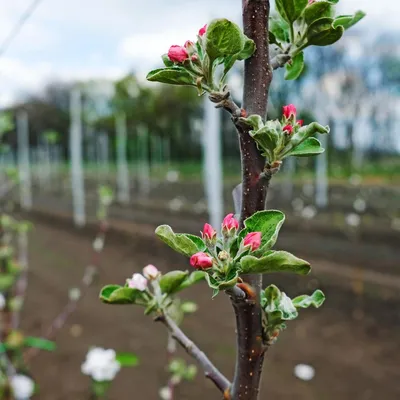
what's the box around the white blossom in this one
[353,198,366,213]
[127,273,147,291]
[143,265,160,280]
[166,170,179,183]
[291,198,304,212]
[0,293,5,310]
[294,364,315,381]
[168,197,184,212]
[301,205,317,220]
[81,347,121,382]
[10,375,35,400]
[345,213,361,227]
[159,386,172,400]
[93,237,104,252]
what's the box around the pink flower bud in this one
[222,213,239,233]
[168,45,188,63]
[142,264,160,280]
[199,24,207,37]
[201,223,217,241]
[127,273,147,291]
[243,232,262,251]
[297,120,304,127]
[308,0,316,4]
[283,124,294,134]
[282,104,297,119]
[184,40,196,55]
[190,252,213,269]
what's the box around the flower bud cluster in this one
[282,104,303,135]
[189,214,262,289]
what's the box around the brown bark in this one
[229,1,273,399]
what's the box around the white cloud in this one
[0,0,399,107]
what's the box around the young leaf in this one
[159,270,189,295]
[240,251,311,275]
[283,137,325,157]
[292,289,326,308]
[184,234,207,252]
[250,121,281,158]
[181,301,198,313]
[285,52,305,80]
[100,285,141,305]
[279,122,329,158]
[146,68,196,86]
[237,38,256,60]
[24,337,56,352]
[161,54,174,67]
[263,285,298,320]
[155,225,202,257]
[333,11,366,30]
[306,18,344,46]
[0,275,15,291]
[269,17,290,43]
[177,270,206,291]
[275,0,308,24]
[116,352,139,367]
[240,210,285,252]
[304,1,334,25]
[205,19,245,61]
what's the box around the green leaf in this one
[283,137,325,157]
[263,285,298,320]
[116,352,139,367]
[327,0,339,3]
[240,210,285,252]
[204,274,221,290]
[184,234,206,252]
[24,337,56,352]
[250,121,281,158]
[146,68,196,86]
[237,38,256,60]
[306,17,344,46]
[161,54,174,67]
[279,122,329,158]
[240,114,264,131]
[0,275,15,291]
[159,270,189,295]
[100,285,142,305]
[181,301,198,313]
[240,251,311,275]
[333,11,366,30]
[285,52,304,80]
[269,17,290,43]
[292,289,326,308]
[275,0,308,24]
[155,225,202,257]
[176,270,206,291]
[184,365,198,381]
[0,113,14,135]
[218,271,239,290]
[304,1,334,25]
[205,18,245,61]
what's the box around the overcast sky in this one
[0,0,398,107]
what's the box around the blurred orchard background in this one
[0,0,399,399]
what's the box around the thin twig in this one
[156,313,230,393]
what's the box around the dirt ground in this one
[19,216,400,400]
